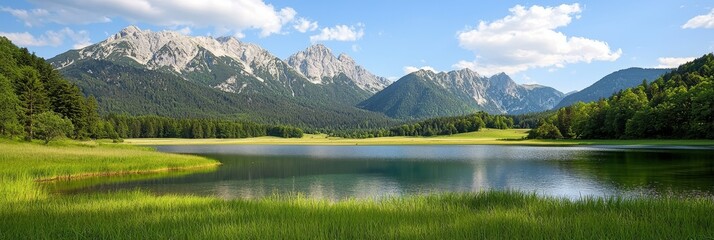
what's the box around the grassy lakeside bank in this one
[0,140,219,202]
[0,140,219,181]
[123,128,714,147]
[1,140,713,239]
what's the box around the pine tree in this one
[83,96,101,139]
[15,67,49,140]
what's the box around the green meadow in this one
[123,128,714,147]
[0,139,713,239]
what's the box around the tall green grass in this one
[1,191,712,239]
[0,140,712,239]
[0,140,218,203]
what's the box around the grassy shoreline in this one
[122,128,714,147]
[1,140,713,239]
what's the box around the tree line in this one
[528,53,714,139]
[104,114,303,139]
[330,112,514,138]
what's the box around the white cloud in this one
[10,0,296,37]
[0,32,55,47]
[310,23,364,42]
[683,9,714,29]
[404,66,437,74]
[1,7,49,27]
[176,26,191,35]
[351,44,360,52]
[0,27,91,49]
[454,4,621,76]
[655,57,695,68]
[293,18,318,33]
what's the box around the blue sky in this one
[1,0,713,92]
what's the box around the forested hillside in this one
[59,59,394,129]
[554,68,671,109]
[0,37,105,141]
[529,54,714,139]
[357,71,477,119]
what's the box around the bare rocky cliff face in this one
[286,44,390,93]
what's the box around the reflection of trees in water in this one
[60,149,714,199]
[557,150,714,194]
[202,154,475,183]
[67,154,477,198]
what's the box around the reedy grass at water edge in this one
[0,139,218,202]
[1,191,713,239]
[0,140,713,239]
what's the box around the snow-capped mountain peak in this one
[55,26,280,79]
[286,44,390,92]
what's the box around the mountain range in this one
[49,26,394,128]
[46,26,671,127]
[358,69,564,119]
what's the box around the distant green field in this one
[1,140,713,239]
[444,128,529,139]
[124,128,714,147]
[124,128,530,145]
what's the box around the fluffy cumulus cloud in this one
[656,57,695,68]
[310,23,364,42]
[0,27,91,49]
[403,66,437,74]
[454,4,621,76]
[682,9,714,29]
[7,0,297,37]
[293,18,318,33]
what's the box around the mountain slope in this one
[59,59,395,128]
[554,68,672,109]
[359,69,564,119]
[357,71,476,119]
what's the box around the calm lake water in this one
[50,145,714,200]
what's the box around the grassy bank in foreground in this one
[1,140,713,239]
[2,190,713,239]
[123,128,714,147]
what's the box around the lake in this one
[50,145,714,200]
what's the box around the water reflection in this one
[52,145,714,200]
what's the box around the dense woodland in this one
[529,54,714,139]
[330,113,514,138]
[105,115,303,139]
[0,37,100,142]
